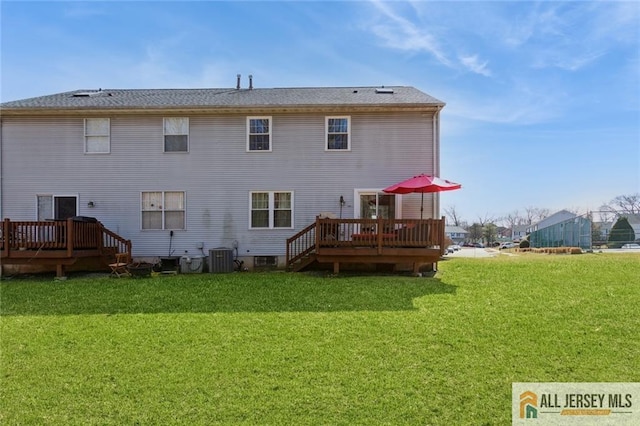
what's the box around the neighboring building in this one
[0,82,446,267]
[528,211,592,249]
[511,224,528,241]
[592,221,613,243]
[527,209,577,233]
[445,226,468,244]
[624,214,640,241]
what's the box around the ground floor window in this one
[250,191,293,229]
[141,191,185,230]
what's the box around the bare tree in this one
[608,193,640,215]
[503,210,524,229]
[444,205,463,226]
[524,206,550,225]
[476,213,495,227]
[597,204,617,222]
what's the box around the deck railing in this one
[286,216,446,268]
[1,218,131,260]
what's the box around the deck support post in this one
[66,217,74,257]
[333,262,340,274]
[2,218,10,257]
[56,264,65,278]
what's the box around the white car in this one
[621,243,640,249]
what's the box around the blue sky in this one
[2,1,639,224]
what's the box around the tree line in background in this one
[445,193,640,246]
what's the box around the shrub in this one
[608,217,635,248]
[519,240,530,249]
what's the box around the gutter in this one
[433,105,443,219]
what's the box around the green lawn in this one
[1,254,638,425]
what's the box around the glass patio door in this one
[358,193,396,219]
[37,195,77,220]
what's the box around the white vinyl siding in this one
[164,117,189,152]
[0,107,438,258]
[250,191,293,229]
[326,116,350,151]
[247,117,272,152]
[84,118,110,154]
[141,191,185,230]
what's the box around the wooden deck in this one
[1,218,131,277]
[286,217,446,274]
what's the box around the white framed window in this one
[141,191,185,230]
[164,117,189,152]
[326,116,350,151]
[247,116,272,152]
[250,191,293,229]
[84,118,110,154]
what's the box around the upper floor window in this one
[164,118,189,152]
[141,191,185,230]
[326,116,350,151]
[84,118,110,154]
[250,191,293,229]
[247,117,272,152]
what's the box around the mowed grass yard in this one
[1,253,638,425]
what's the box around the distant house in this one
[511,224,528,241]
[527,210,577,233]
[624,214,640,241]
[0,82,446,269]
[592,221,613,242]
[445,226,468,244]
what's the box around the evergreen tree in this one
[608,217,635,248]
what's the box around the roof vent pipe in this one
[236,74,241,90]
[249,74,253,90]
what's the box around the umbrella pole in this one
[420,193,424,220]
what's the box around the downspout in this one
[432,106,442,219]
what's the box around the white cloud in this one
[368,0,452,67]
[458,54,491,77]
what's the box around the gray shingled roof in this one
[0,86,444,110]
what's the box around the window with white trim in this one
[164,117,189,152]
[247,117,272,152]
[141,191,185,230]
[250,191,293,229]
[84,118,110,153]
[326,116,350,150]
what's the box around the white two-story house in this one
[0,83,445,268]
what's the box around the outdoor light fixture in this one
[87,201,95,208]
[339,196,345,206]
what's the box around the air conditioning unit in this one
[209,248,234,273]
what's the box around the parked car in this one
[451,244,461,251]
[499,242,516,249]
[621,243,640,249]
[446,245,455,254]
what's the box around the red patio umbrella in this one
[383,173,461,219]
